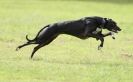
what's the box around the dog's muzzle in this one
[110,27,121,39]
[112,29,118,33]
[111,28,121,33]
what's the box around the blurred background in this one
[0,0,133,82]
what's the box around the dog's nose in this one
[117,27,121,31]
[119,28,122,31]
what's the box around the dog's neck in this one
[100,18,107,28]
[100,18,108,28]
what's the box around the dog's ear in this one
[108,18,113,22]
[104,18,113,23]
[104,18,107,20]
[104,18,109,22]
[104,18,111,21]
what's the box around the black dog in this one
[16,16,121,58]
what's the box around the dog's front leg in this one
[87,33,104,50]
[103,32,115,39]
[98,37,104,50]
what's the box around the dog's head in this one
[104,18,121,33]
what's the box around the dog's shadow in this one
[31,58,126,67]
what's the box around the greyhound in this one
[16,16,121,58]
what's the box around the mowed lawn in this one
[0,0,133,82]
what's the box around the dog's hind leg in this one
[16,34,37,51]
[30,44,44,59]
[30,34,58,59]
[16,42,33,51]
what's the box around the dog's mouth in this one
[111,29,118,33]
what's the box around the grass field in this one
[0,0,133,82]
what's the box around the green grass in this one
[0,0,133,82]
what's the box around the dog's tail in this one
[26,35,35,42]
[26,25,50,42]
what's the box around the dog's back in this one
[55,20,85,35]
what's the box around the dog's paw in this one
[98,46,102,50]
[112,36,115,39]
[111,32,115,39]
[16,47,20,51]
[96,38,99,41]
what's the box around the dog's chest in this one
[92,27,102,34]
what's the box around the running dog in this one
[16,16,121,58]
